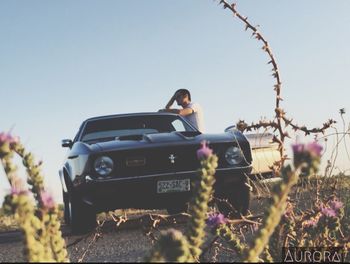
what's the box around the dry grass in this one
[1,175,348,234]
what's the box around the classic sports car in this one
[59,112,253,233]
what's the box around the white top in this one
[184,102,205,132]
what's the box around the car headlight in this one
[225,146,244,165]
[94,156,114,176]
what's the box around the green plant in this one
[146,141,218,262]
[145,140,341,262]
[0,132,69,262]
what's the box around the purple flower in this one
[292,141,323,174]
[306,142,323,157]
[321,206,337,218]
[0,132,19,146]
[10,186,20,195]
[0,132,12,144]
[292,141,323,157]
[197,141,213,160]
[303,218,319,228]
[9,135,19,145]
[292,143,304,155]
[206,213,227,227]
[0,132,6,143]
[329,199,343,211]
[9,176,28,196]
[10,186,27,196]
[40,191,55,209]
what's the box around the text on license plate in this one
[157,179,190,193]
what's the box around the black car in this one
[59,112,253,233]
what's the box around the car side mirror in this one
[224,125,236,133]
[61,139,73,148]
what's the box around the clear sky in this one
[1,0,349,203]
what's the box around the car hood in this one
[93,131,247,153]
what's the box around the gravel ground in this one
[66,223,241,262]
[0,197,269,262]
[1,178,348,262]
[0,225,240,262]
[68,227,159,262]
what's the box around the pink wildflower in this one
[303,218,319,228]
[291,141,323,174]
[321,206,337,218]
[10,186,27,196]
[197,141,213,160]
[329,199,343,211]
[0,132,20,147]
[291,143,304,155]
[40,191,55,209]
[306,142,323,157]
[206,213,227,227]
[0,132,7,143]
[9,136,19,146]
[9,176,28,196]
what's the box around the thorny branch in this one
[71,3,347,261]
[217,0,336,171]
[77,221,105,262]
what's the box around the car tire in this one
[216,177,251,217]
[68,191,96,235]
[229,178,250,216]
[166,204,188,215]
[63,190,70,225]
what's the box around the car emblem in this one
[169,154,177,164]
[126,157,146,167]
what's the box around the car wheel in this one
[63,190,70,225]
[216,177,251,217]
[166,204,188,215]
[68,192,96,235]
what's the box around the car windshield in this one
[80,114,197,143]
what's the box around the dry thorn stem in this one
[219,0,335,171]
[77,222,105,262]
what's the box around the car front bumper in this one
[77,165,252,213]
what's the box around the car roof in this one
[84,112,180,123]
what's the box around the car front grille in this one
[110,145,201,178]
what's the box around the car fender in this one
[59,169,68,193]
[60,163,76,191]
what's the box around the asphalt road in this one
[0,210,258,262]
[0,211,228,262]
[0,195,269,262]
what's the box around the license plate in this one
[157,179,190,193]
